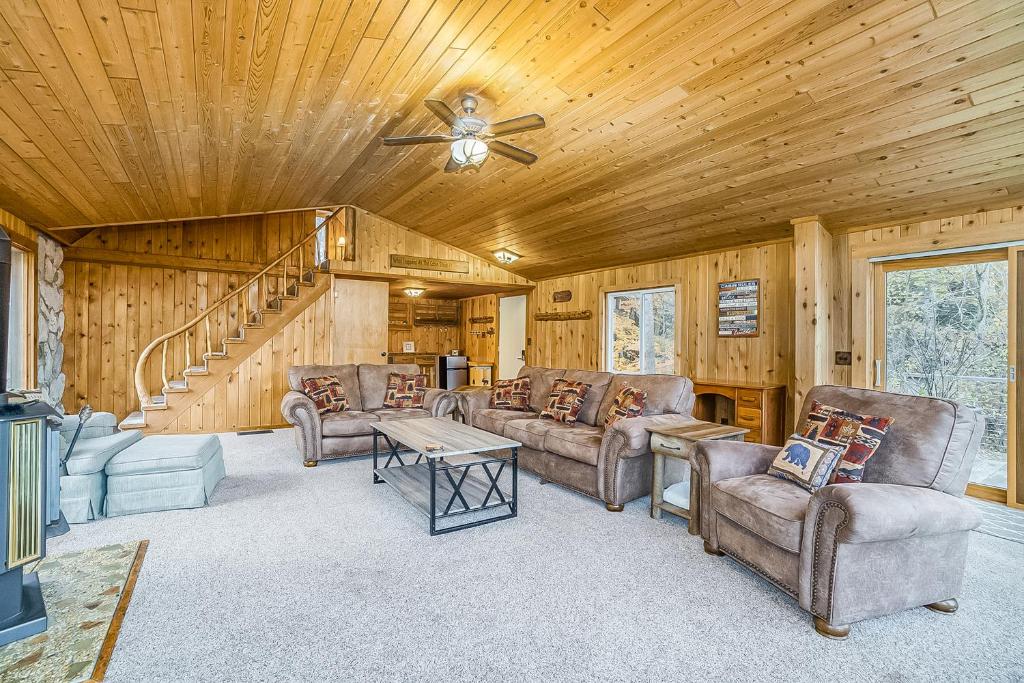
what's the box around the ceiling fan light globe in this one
[450,138,489,167]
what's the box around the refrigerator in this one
[437,355,468,389]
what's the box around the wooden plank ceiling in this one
[0,0,1022,279]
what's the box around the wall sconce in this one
[403,288,425,298]
[337,236,346,247]
[493,249,520,264]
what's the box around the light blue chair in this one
[58,412,142,523]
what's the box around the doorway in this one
[877,252,1012,501]
[497,295,526,380]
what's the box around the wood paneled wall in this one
[327,208,531,287]
[388,296,461,355]
[166,287,333,433]
[830,203,1024,387]
[61,210,323,423]
[527,242,795,398]
[70,212,313,264]
[461,295,498,364]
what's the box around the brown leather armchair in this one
[693,385,985,639]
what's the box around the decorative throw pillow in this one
[383,373,427,409]
[540,379,591,424]
[490,377,532,411]
[800,401,895,484]
[769,435,844,492]
[604,385,648,427]
[300,376,348,415]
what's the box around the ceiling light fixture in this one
[493,249,520,264]
[450,138,489,170]
[403,287,425,298]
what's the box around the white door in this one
[497,295,527,380]
[333,279,389,364]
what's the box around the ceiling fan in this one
[383,95,545,172]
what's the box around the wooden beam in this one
[793,216,833,417]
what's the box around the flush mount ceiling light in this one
[403,287,425,298]
[493,249,520,264]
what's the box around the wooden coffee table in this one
[372,417,521,535]
[648,421,748,535]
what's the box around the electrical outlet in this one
[835,351,852,366]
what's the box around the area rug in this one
[0,541,148,682]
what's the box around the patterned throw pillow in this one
[769,435,844,492]
[604,385,648,427]
[539,379,591,424]
[489,377,532,411]
[383,373,427,409]
[300,376,348,415]
[800,401,895,484]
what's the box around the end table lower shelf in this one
[647,421,749,536]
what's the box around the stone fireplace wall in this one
[37,234,65,413]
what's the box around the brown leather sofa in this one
[281,363,458,467]
[461,366,697,510]
[694,385,984,639]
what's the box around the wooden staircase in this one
[120,212,335,434]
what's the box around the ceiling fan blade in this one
[382,135,456,146]
[443,156,461,173]
[424,99,459,127]
[484,113,546,137]
[488,140,539,166]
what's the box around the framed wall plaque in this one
[717,279,759,337]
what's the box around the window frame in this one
[602,284,679,375]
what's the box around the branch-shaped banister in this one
[133,208,338,408]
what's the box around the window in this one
[314,212,329,265]
[605,287,676,374]
[7,245,29,391]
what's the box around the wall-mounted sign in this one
[718,279,759,337]
[534,310,593,322]
[552,290,572,303]
[390,254,470,274]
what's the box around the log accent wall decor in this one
[534,311,593,322]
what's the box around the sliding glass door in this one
[880,252,1012,500]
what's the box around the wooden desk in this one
[648,421,748,536]
[690,379,786,446]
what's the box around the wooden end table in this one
[647,421,748,536]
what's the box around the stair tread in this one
[119,411,146,429]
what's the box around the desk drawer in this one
[737,390,761,408]
[650,433,693,458]
[736,406,762,428]
[743,430,763,444]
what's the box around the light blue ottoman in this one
[103,434,226,517]
[61,430,143,523]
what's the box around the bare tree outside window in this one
[885,261,1009,489]
[608,288,675,374]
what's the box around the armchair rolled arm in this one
[805,483,981,547]
[691,439,779,484]
[280,391,322,464]
[459,387,493,426]
[692,440,780,548]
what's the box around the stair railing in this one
[132,208,338,409]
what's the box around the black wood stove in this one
[0,227,60,646]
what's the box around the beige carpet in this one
[48,430,1024,682]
